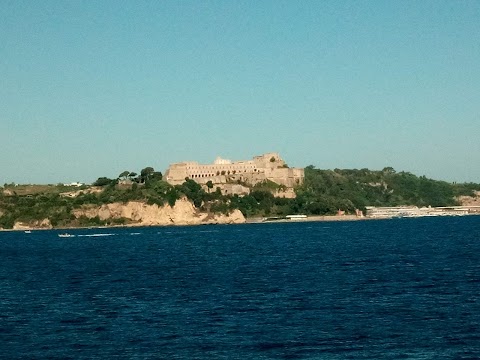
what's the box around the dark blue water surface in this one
[1,217,480,359]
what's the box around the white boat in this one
[58,233,75,238]
[286,214,308,220]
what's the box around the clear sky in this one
[1,0,479,185]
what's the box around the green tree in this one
[382,167,396,174]
[151,171,163,181]
[140,167,155,183]
[118,171,130,180]
[206,180,214,193]
[93,177,115,186]
[166,188,180,207]
[179,179,205,207]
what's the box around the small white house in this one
[63,182,84,187]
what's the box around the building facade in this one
[164,152,304,188]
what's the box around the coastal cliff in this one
[6,199,245,230]
[13,218,53,230]
[71,199,245,227]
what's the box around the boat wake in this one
[77,233,115,237]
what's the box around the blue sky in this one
[1,1,479,184]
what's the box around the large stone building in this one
[164,152,304,189]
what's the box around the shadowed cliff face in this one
[72,199,245,226]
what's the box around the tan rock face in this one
[13,223,29,230]
[457,191,480,206]
[72,198,246,226]
[60,186,102,198]
[13,218,52,230]
[200,209,245,225]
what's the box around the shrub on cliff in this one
[93,177,117,187]
[177,179,205,208]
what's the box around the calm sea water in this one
[1,217,479,359]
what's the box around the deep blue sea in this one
[1,216,479,359]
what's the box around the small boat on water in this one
[24,230,32,234]
[58,233,75,238]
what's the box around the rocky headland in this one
[9,198,245,230]
[72,199,245,227]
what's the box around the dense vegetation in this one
[1,166,479,229]
[294,166,477,215]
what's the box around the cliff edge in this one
[72,198,245,226]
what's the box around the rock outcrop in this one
[72,198,245,226]
[13,218,52,230]
[457,191,480,207]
